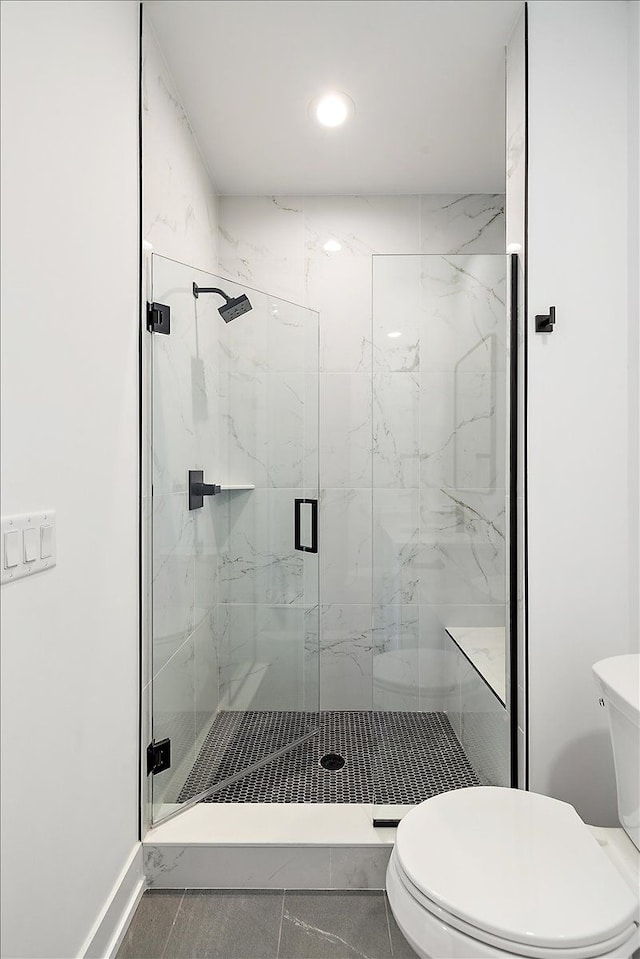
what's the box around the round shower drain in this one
[320,753,345,771]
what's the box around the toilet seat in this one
[388,851,637,959]
[392,787,638,957]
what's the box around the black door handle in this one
[189,470,221,510]
[294,498,318,553]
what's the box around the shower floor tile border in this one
[176,710,480,806]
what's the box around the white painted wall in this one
[527,0,637,825]
[0,2,140,956]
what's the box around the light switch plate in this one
[1,511,56,584]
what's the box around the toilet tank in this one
[592,654,639,850]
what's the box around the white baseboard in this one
[79,844,145,959]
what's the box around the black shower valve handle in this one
[194,482,221,497]
[188,470,221,509]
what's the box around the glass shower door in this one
[149,254,319,824]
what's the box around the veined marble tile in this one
[304,195,419,258]
[145,844,331,890]
[222,371,306,488]
[319,605,373,711]
[371,255,421,373]
[144,29,199,266]
[419,488,506,606]
[152,260,230,495]
[320,374,372,488]
[305,255,373,373]
[217,256,308,309]
[151,258,202,494]
[190,144,218,272]
[303,374,320,489]
[152,631,196,809]
[372,372,419,488]
[419,255,507,374]
[152,492,195,674]
[302,493,320,609]
[218,604,306,711]
[319,488,373,605]
[459,655,509,786]
[304,606,321,712]
[420,372,506,489]
[218,281,316,376]
[193,611,219,739]
[373,489,420,606]
[506,14,526,250]
[421,602,506,642]
[329,847,392,889]
[218,196,305,261]
[192,479,226,625]
[443,644,462,738]
[372,606,419,711]
[143,24,217,273]
[419,194,505,254]
[220,488,305,605]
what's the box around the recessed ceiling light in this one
[387,331,402,339]
[323,239,342,253]
[311,92,354,128]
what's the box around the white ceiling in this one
[146,0,522,195]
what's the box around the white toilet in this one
[386,654,640,958]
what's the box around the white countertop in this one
[445,626,506,705]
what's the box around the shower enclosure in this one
[146,252,512,826]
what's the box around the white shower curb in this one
[143,803,404,890]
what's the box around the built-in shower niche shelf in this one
[219,484,255,491]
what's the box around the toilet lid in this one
[395,787,638,950]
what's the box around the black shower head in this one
[218,293,252,323]
[192,283,252,322]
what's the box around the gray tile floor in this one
[117,889,419,959]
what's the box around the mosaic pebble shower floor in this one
[178,711,480,804]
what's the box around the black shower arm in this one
[192,283,229,301]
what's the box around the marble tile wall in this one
[143,18,221,815]
[372,251,508,776]
[143,19,218,273]
[213,281,320,714]
[149,259,225,809]
[217,195,506,717]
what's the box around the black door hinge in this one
[147,738,171,776]
[147,301,171,334]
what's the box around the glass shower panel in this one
[371,254,510,816]
[149,255,319,824]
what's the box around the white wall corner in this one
[80,844,145,959]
